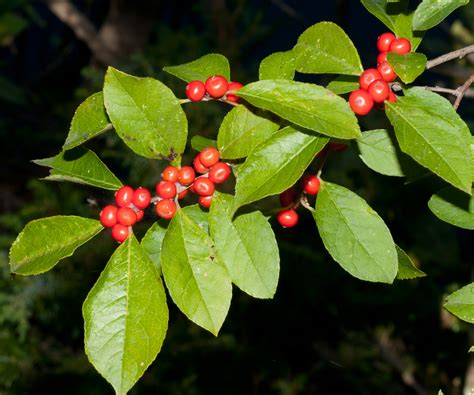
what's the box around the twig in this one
[453,75,474,110]
[426,44,474,70]
[391,81,474,103]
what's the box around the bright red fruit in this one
[279,188,298,207]
[112,224,129,243]
[178,189,188,199]
[100,205,118,227]
[193,177,215,196]
[199,195,213,208]
[389,38,411,54]
[226,81,243,102]
[132,187,151,209]
[277,210,298,228]
[115,186,134,207]
[377,52,388,65]
[186,80,206,102]
[359,68,382,91]
[208,162,231,184]
[162,166,179,182]
[178,166,196,185]
[156,180,177,199]
[301,175,321,195]
[193,156,209,174]
[377,61,397,82]
[135,210,144,222]
[387,90,397,103]
[349,89,374,115]
[368,79,390,103]
[199,147,220,167]
[155,199,177,220]
[205,75,228,98]
[116,207,137,226]
[376,32,396,52]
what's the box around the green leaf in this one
[103,67,187,163]
[33,147,123,190]
[326,75,359,95]
[386,88,472,193]
[413,0,469,31]
[63,92,112,150]
[209,193,279,299]
[0,13,27,41]
[141,221,168,273]
[9,216,103,275]
[236,80,361,139]
[83,234,168,395]
[161,209,232,335]
[386,52,427,84]
[234,126,328,207]
[314,182,398,283]
[293,22,363,76]
[444,283,474,323]
[259,51,295,80]
[428,187,474,230]
[217,105,280,159]
[395,245,426,280]
[191,135,217,152]
[181,205,210,233]
[163,53,230,82]
[469,347,474,353]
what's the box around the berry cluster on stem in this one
[186,75,243,103]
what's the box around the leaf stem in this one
[426,44,474,69]
[453,75,474,110]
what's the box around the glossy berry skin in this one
[178,166,196,185]
[205,75,228,98]
[193,177,215,196]
[132,187,151,209]
[112,224,129,243]
[368,79,390,103]
[186,80,206,102]
[376,32,396,52]
[135,210,144,222]
[198,195,213,208]
[377,52,388,65]
[301,175,321,195]
[377,61,397,82]
[208,162,231,184]
[116,207,137,227]
[155,199,177,220]
[199,147,220,167]
[162,166,179,182]
[100,205,118,227]
[389,38,411,54]
[277,209,298,228]
[178,189,188,200]
[279,188,298,207]
[115,186,134,207]
[359,68,382,91]
[226,81,243,103]
[387,90,397,103]
[193,156,209,174]
[349,89,374,116]
[156,180,177,199]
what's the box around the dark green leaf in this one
[326,75,359,94]
[386,52,427,84]
[163,53,230,82]
[191,136,217,152]
[396,245,426,280]
[413,0,469,31]
[428,187,474,229]
[0,13,27,41]
[444,283,474,323]
[259,51,295,80]
[141,221,168,273]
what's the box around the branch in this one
[426,44,474,69]
[453,75,474,110]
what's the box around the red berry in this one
[389,38,411,54]
[178,166,196,185]
[132,187,151,209]
[199,195,213,208]
[199,147,220,167]
[349,89,374,116]
[280,188,298,207]
[186,80,206,102]
[115,186,134,207]
[155,199,177,220]
[359,68,382,91]
[226,81,243,103]
[112,224,129,243]
[377,61,397,82]
[301,175,321,195]
[193,156,209,174]
[377,52,388,65]
[135,210,144,222]
[178,189,188,199]
[368,79,390,103]
[205,75,228,98]
[193,177,215,196]
[208,162,231,184]
[162,166,179,182]
[387,90,397,103]
[156,180,177,199]
[376,32,396,52]
[116,207,137,227]
[100,205,118,227]
[277,210,298,228]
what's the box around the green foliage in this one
[141,221,168,273]
[395,245,426,280]
[190,135,217,152]
[444,283,474,323]
[413,0,470,31]
[259,51,296,80]
[386,52,427,84]
[326,75,359,94]
[163,53,230,82]
[428,187,474,230]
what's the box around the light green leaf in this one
[33,147,123,190]
[63,92,112,150]
[326,75,360,95]
[141,221,168,273]
[209,193,279,299]
[234,126,328,207]
[471,136,474,182]
[259,51,295,80]
[314,182,398,283]
[413,0,469,31]
[83,234,168,395]
[236,80,361,139]
[9,216,103,275]
[161,209,232,335]
[103,67,187,163]
[217,105,280,159]
[191,136,217,152]
[163,53,230,82]
[444,283,474,323]
[395,245,426,280]
[428,187,474,230]
[182,205,209,233]
[469,347,474,353]
[386,88,472,193]
[386,52,427,84]
[293,22,363,76]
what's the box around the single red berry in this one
[205,75,228,98]
[279,188,298,207]
[226,81,243,103]
[100,205,118,227]
[199,195,213,208]
[377,61,397,82]
[132,187,151,209]
[208,162,231,184]
[186,80,206,102]
[135,210,144,222]
[193,177,215,196]
[155,199,177,220]
[162,166,180,182]
[178,189,188,200]
[301,175,321,195]
[368,79,390,103]
[116,207,137,227]
[156,180,177,199]
[349,89,374,115]
[115,186,134,207]
[376,32,396,52]
[387,90,397,103]
[199,147,220,167]
[178,166,196,185]
[377,52,388,65]
[193,155,209,174]
[359,68,383,91]
[112,224,129,243]
[329,143,348,152]
[389,38,411,54]
[277,209,299,228]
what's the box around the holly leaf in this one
[33,147,123,190]
[191,136,217,152]
[395,245,426,280]
[386,88,472,194]
[314,182,398,283]
[236,80,361,139]
[163,53,230,82]
[444,283,474,323]
[103,67,187,163]
[83,234,168,395]
[428,187,474,230]
[413,0,470,31]
[259,51,295,80]
[293,22,363,76]
[9,216,103,275]
[386,52,427,84]
[141,221,169,273]
[326,75,359,95]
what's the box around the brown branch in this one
[426,44,474,70]
[453,75,474,110]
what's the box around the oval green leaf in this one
[191,135,217,153]
[395,245,426,280]
[413,0,469,31]
[141,221,169,273]
[259,51,295,80]
[428,186,474,230]
[326,75,359,95]
[163,53,230,82]
[444,283,474,323]
[386,52,427,84]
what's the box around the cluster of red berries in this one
[349,32,411,115]
[186,75,243,103]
